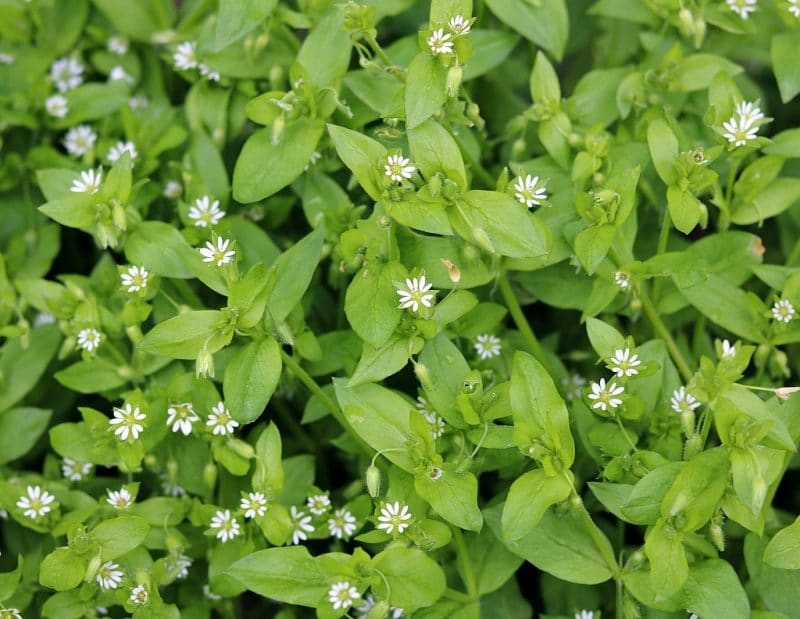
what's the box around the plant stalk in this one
[498,272,552,376]
[452,528,479,600]
[636,285,693,383]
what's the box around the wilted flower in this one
[129,585,148,606]
[614,271,630,290]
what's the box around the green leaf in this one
[327,124,388,201]
[266,228,323,323]
[138,310,223,360]
[38,194,96,229]
[415,462,483,531]
[0,407,51,464]
[673,54,742,92]
[296,7,352,89]
[730,179,800,225]
[667,186,703,234]
[765,517,800,570]
[405,52,448,129]
[661,447,729,532]
[91,0,172,41]
[39,548,86,591]
[189,130,230,204]
[585,318,626,365]
[463,30,519,80]
[530,51,561,104]
[348,337,412,387]
[502,469,572,541]
[124,221,194,278]
[647,119,679,185]
[345,261,405,348]
[574,224,616,275]
[682,559,750,617]
[224,338,282,424]
[372,546,447,610]
[0,555,23,601]
[90,515,150,560]
[644,521,688,600]
[253,422,284,496]
[0,324,61,413]
[745,533,800,618]
[55,359,128,393]
[41,590,90,619]
[54,82,128,127]
[620,463,683,525]
[227,546,328,607]
[418,333,472,429]
[430,0,472,23]
[232,119,324,203]
[215,0,277,50]
[772,31,800,103]
[407,118,467,190]
[483,0,568,60]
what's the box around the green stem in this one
[443,588,473,603]
[497,272,552,376]
[636,284,693,383]
[451,130,496,189]
[452,528,479,600]
[615,415,638,452]
[652,208,672,302]
[279,350,373,456]
[364,34,393,67]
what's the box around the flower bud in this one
[770,349,790,378]
[367,601,391,619]
[196,348,215,378]
[414,362,434,391]
[693,17,706,47]
[754,344,770,368]
[776,387,800,402]
[85,554,103,582]
[271,115,286,145]
[511,138,527,159]
[440,258,461,283]
[112,200,127,231]
[446,64,462,98]
[366,464,381,497]
[203,462,218,490]
[709,521,725,552]
[678,8,695,37]
[684,433,703,459]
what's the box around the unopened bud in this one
[770,349,790,378]
[366,464,381,498]
[366,600,391,619]
[440,259,461,283]
[112,201,127,231]
[85,554,103,582]
[709,521,725,551]
[511,138,526,159]
[680,410,696,437]
[446,64,462,97]
[196,348,215,378]
[271,115,286,145]
[414,362,433,391]
[678,8,694,37]
[693,17,706,47]
[203,462,218,490]
[776,387,800,402]
[684,432,703,459]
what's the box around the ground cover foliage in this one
[1,0,800,617]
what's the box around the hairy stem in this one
[452,528,479,600]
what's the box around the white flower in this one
[210,509,241,542]
[173,41,198,70]
[207,401,239,435]
[188,195,225,227]
[76,327,102,352]
[357,594,405,618]
[587,378,624,412]
[109,403,146,441]
[307,494,331,516]
[107,140,138,164]
[199,237,236,267]
[561,374,586,401]
[790,0,800,17]
[45,94,69,118]
[772,299,796,323]
[34,312,56,327]
[575,612,595,619]
[130,585,148,606]
[688,614,698,619]
[670,386,701,414]
[109,65,134,85]
[304,150,321,171]
[416,395,435,416]
[70,169,102,194]
[721,339,736,359]
[474,333,502,359]
[448,14,471,35]
[199,63,220,82]
[106,487,133,510]
[328,508,357,539]
[163,180,182,199]
[16,485,55,519]
[63,125,97,156]
[384,154,416,182]
[161,476,186,497]
[427,414,446,439]
[376,501,412,535]
[723,115,758,147]
[727,0,757,19]
[290,506,314,544]
[165,553,192,579]
[128,95,149,110]
[513,174,547,208]
[608,347,642,378]
[0,52,14,64]
[614,271,630,290]
[0,609,23,619]
[107,35,129,55]
[51,57,84,92]
[427,28,453,54]
[735,100,764,126]
[61,458,91,482]
[241,492,268,519]
[120,265,149,293]
[96,561,124,590]
[328,581,361,610]
[396,275,436,312]
[166,402,199,435]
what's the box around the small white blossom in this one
[109,403,146,441]
[727,0,757,18]
[240,492,268,519]
[120,265,149,293]
[688,614,698,619]
[166,402,199,435]
[772,299,796,323]
[107,35,129,55]
[357,595,404,618]
[207,401,239,435]
[129,585,148,606]
[329,581,360,610]
[575,612,595,619]
[199,237,236,267]
[160,476,186,497]
[63,125,97,156]
[614,271,630,290]
[448,14,471,35]
[70,169,102,194]
[16,486,55,519]
[513,174,547,208]
[163,180,182,199]
[210,509,241,542]
[0,609,23,619]
[328,508,357,539]
[562,374,586,401]
[61,458,91,482]
[608,348,642,378]
[789,0,800,17]
[384,154,416,182]
[735,100,764,126]
[427,414,446,439]
[670,386,701,414]
[587,378,624,412]
[474,333,502,360]
[188,195,225,227]
[173,41,198,70]
[0,53,14,64]
[96,561,124,590]
[376,501,412,535]
[45,94,69,118]
[304,150,322,171]
[165,553,192,579]
[51,57,84,92]
[107,140,138,164]
[199,63,220,82]
[290,506,314,544]
[721,339,736,359]
[723,115,758,147]
[396,275,435,312]
[416,396,435,416]
[427,28,453,54]
[34,312,56,327]
[128,95,149,110]
[76,327,102,352]
[307,494,331,516]
[106,487,134,510]
[109,65,134,85]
